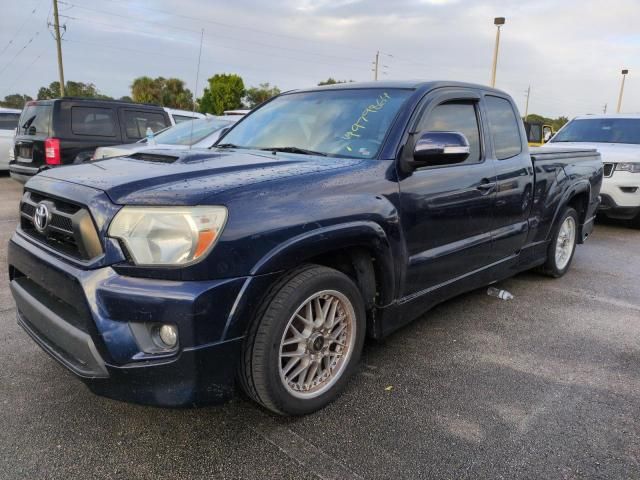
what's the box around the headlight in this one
[108,206,227,266]
[615,163,640,173]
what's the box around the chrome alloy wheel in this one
[555,215,576,270]
[278,290,356,399]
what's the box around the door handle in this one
[476,180,496,193]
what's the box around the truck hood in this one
[36,149,365,205]
[544,142,639,163]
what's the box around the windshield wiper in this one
[215,143,241,149]
[260,146,327,157]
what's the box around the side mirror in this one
[407,131,470,170]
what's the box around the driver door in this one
[398,89,497,296]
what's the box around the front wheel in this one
[239,265,366,415]
[539,207,579,277]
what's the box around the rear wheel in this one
[239,265,365,415]
[539,207,578,277]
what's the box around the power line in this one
[58,6,366,67]
[0,0,47,58]
[0,30,44,78]
[62,38,197,62]
[60,37,318,86]
[1,47,48,95]
[60,14,367,74]
[59,0,373,55]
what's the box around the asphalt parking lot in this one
[0,174,639,480]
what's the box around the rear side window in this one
[0,113,20,130]
[418,102,482,164]
[17,104,52,136]
[123,110,168,139]
[71,107,116,137]
[485,96,522,159]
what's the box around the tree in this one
[119,95,133,102]
[0,94,33,109]
[130,76,194,109]
[37,81,111,100]
[199,74,245,115]
[317,78,351,86]
[524,114,569,132]
[244,83,280,108]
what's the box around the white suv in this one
[545,114,640,227]
[0,107,21,171]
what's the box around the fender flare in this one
[250,221,397,305]
[547,179,591,241]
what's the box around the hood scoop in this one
[128,152,180,163]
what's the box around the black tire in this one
[629,213,640,229]
[239,265,366,416]
[538,207,579,278]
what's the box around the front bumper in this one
[599,171,640,219]
[598,193,640,220]
[8,232,276,407]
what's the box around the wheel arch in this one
[548,180,591,242]
[250,221,396,308]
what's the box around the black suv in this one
[10,98,170,183]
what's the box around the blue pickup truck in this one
[8,81,602,415]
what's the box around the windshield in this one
[153,117,233,146]
[551,118,640,145]
[219,88,412,158]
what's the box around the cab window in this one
[485,96,522,159]
[417,101,482,164]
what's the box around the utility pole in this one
[603,103,607,114]
[52,0,65,96]
[372,51,380,81]
[524,85,531,120]
[616,69,628,113]
[490,17,505,87]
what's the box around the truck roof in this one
[296,80,508,94]
[573,113,640,120]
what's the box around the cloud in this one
[0,0,637,117]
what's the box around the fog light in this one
[158,324,178,348]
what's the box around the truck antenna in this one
[189,28,204,150]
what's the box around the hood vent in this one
[128,152,179,163]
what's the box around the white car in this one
[93,116,238,160]
[164,107,206,125]
[0,107,21,170]
[545,114,640,227]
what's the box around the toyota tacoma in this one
[8,81,602,415]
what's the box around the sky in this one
[0,0,638,118]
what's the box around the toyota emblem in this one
[34,203,51,233]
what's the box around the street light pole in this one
[616,69,628,113]
[490,17,505,88]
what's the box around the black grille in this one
[19,191,103,260]
[603,163,615,177]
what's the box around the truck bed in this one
[530,146,600,162]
